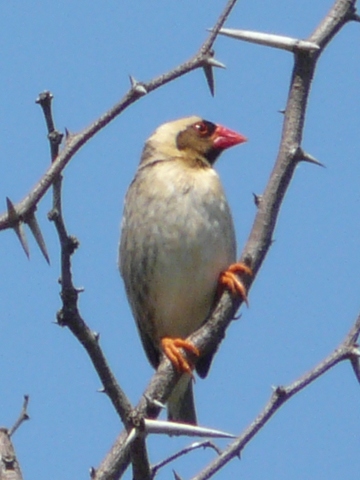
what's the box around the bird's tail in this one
[167,374,197,425]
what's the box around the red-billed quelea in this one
[119,116,251,424]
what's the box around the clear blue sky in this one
[0,1,359,479]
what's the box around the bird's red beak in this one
[212,124,247,150]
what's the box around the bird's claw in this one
[218,262,252,306]
[161,337,199,376]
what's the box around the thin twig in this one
[8,395,30,438]
[151,441,222,478]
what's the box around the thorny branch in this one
[1,0,358,478]
[92,0,359,478]
[35,2,239,480]
[37,92,133,428]
[0,0,238,235]
[191,314,360,480]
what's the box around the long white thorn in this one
[218,28,320,53]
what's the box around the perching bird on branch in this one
[119,116,250,424]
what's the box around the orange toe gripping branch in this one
[161,337,200,375]
[218,262,253,306]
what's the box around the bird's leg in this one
[161,337,200,375]
[218,262,253,306]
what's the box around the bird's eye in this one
[193,121,209,137]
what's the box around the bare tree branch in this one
[190,312,360,480]
[93,0,358,478]
[191,0,357,377]
[0,0,238,237]
[1,0,357,478]
[36,92,134,427]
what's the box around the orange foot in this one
[161,337,200,375]
[218,262,253,306]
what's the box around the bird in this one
[119,116,251,424]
